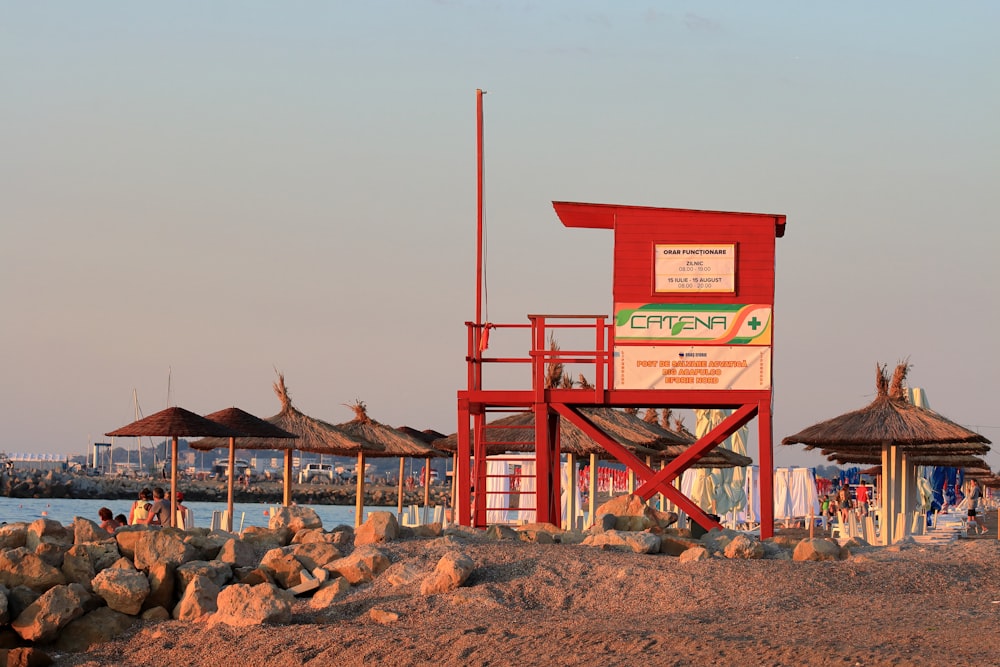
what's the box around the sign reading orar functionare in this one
[654,243,735,293]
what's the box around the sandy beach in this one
[52,515,999,667]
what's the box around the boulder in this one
[142,562,175,612]
[354,511,399,546]
[176,561,232,591]
[183,531,228,561]
[329,547,390,585]
[268,507,322,535]
[307,577,351,609]
[420,551,474,596]
[173,575,219,621]
[583,530,661,554]
[217,538,259,569]
[113,526,150,560]
[260,548,305,589]
[71,517,108,545]
[679,546,711,563]
[291,542,343,571]
[213,583,292,627]
[485,525,520,541]
[239,527,290,560]
[0,647,53,667]
[792,538,846,562]
[383,562,423,587]
[11,583,91,643]
[133,530,198,570]
[659,533,701,557]
[32,543,67,570]
[6,587,40,622]
[723,534,765,560]
[50,606,135,652]
[92,564,150,615]
[0,587,8,625]
[0,548,67,592]
[594,495,673,532]
[0,525,28,551]
[409,523,443,538]
[26,519,72,552]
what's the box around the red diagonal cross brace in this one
[553,403,757,530]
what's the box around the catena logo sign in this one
[614,303,772,344]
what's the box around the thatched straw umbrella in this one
[107,407,238,528]
[332,401,445,526]
[192,407,298,531]
[395,426,450,518]
[189,375,381,514]
[782,362,991,543]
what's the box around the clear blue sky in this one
[2,2,998,471]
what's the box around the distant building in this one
[7,453,69,472]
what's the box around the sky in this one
[2,2,998,472]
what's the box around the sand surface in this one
[53,519,999,667]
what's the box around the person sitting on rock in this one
[98,507,120,534]
[145,486,172,527]
[129,487,153,525]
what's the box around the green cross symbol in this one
[747,317,762,331]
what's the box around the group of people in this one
[820,481,872,525]
[97,486,189,534]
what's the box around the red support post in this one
[758,397,775,539]
[456,397,471,526]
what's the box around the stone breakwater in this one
[0,493,855,665]
[0,469,449,507]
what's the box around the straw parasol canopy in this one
[194,407,298,529]
[107,406,239,528]
[782,361,991,543]
[334,401,447,526]
[781,363,991,459]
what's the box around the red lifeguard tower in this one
[455,199,786,539]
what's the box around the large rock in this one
[679,546,711,563]
[239,527,290,560]
[71,517,109,545]
[420,551,474,595]
[260,548,305,589]
[32,543,67,570]
[308,577,351,609]
[213,583,292,627]
[0,525,28,551]
[61,543,122,589]
[11,583,91,643]
[217,538,259,569]
[113,526,150,560]
[183,531,228,561]
[329,547,390,585]
[133,530,198,570]
[142,562,175,612]
[659,533,701,556]
[0,648,53,667]
[176,561,232,591]
[50,606,135,652]
[268,507,322,535]
[173,575,219,621]
[354,512,399,546]
[792,538,846,562]
[26,519,72,552]
[291,542,343,571]
[0,548,67,592]
[594,495,676,533]
[723,534,765,560]
[583,530,661,554]
[91,565,149,616]
[0,586,8,625]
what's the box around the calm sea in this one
[0,497,399,530]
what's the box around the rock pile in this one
[0,494,850,664]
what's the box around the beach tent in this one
[735,466,820,526]
[782,363,991,543]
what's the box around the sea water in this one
[0,497,399,530]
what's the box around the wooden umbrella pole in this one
[588,453,597,527]
[397,458,405,515]
[170,436,178,528]
[423,460,431,523]
[355,452,365,527]
[227,437,236,532]
[283,450,293,507]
